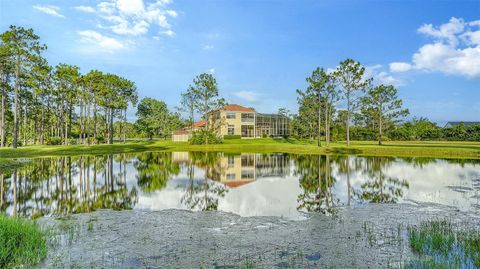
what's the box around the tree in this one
[1,26,46,148]
[54,63,80,145]
[191,73,225,144]
[0,43,13,147]
[362,84,409,145]
[334,59,371,146]
[304,67,330,146]
[135,97,179,139]
[178,86,196,131]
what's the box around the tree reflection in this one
[353,157,409,203]
[295,154,338,215]
[0,155,138,218]
[134,152,180,192]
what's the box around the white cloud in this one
[77,30,126,53]
[83,0,178,37]
[365,65,405,87]
[161,29,175,36]
[390,62,412,72]
[33,5,65,18]
[418,17,465,46]
[390,17,480,79]
[74,6,96,13]
[234,91,260,102]
[202,45,214,50]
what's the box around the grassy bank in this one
[0,215,47,268]
[407,220,480,268]
[0,139,479,160]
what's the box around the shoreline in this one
[1,139,479,160]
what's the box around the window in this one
[241,125,254,137]
[241,155,255,166]
[228,156,235,167]
[226,173,236,180]
[226,112,236,119]
[228,125,235,135]
[241,113,255,122]
[241,170,255,179]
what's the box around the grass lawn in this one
[0,138,479,160]
[0,215,47,268]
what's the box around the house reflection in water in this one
[172,152,291,188]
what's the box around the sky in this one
[1,0,479,124]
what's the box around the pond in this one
[1,151,480,220]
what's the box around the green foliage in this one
[189,129,223,145]
[223,135,241,140]
[0,215,47,268]
[45,137,62,145]
[135,97,182,139]
[361,84,409,145]
[407,220,480,268]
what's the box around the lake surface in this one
[1,152,480,219]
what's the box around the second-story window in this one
[226,112,236,119]
[241,113,254,122]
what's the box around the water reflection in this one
[0,152,479,219]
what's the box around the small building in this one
[444,122,480,128]
[171,120,206,142]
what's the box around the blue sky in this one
[1,0,479,124]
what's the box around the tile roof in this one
[223,180,255,188]
[173,130,191,135]
[221,104,255,112]
[193,120,206,128]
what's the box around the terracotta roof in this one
[193,120,206,128]
[223,180,255,188]
[221,104,255,112]
[173,130,190,135]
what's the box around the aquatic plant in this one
[407,219,480,268]
[0,215,47,268]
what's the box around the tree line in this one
[293,59,409,146]
[0,26,138,148]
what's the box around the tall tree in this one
[334,59,371,146]
[362,84,409,145]
[191,73,225,144]
[305,67,328,146]
[178,85,196,131]
[0,43,13,147]
[1,26,46,148]
[54,63,80,145]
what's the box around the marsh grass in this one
[0,215,47,268]
[407,220,480,268]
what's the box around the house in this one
[444,122,480,128]
[172,104,290,142]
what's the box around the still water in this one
[1,152,479,219]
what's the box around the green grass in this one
[0,215,47,268]
[406,220,480,268]
[0,139,479,160]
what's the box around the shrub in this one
[46,137,62,145]
[0,215,47,268]
[223,135,241,140]
[95,136,106,144]
[189,130,223,145]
